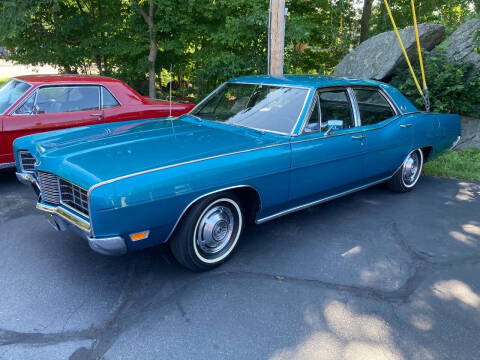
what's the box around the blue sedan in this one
[13,75,461,271]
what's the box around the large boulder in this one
[458,117,480,150]
[444,18,480,72]
[333,23,445,80]
[0,47,9,58]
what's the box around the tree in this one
[360,0,373,43]
[130,0,157,98]
[0,0,134,74]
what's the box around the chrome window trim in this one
[100,85,121,109]
[298,86,358,135]
[9,84,110,115]
[350,86,400,127]
[2,79,33,115]
[190,81,311,137]
[11,90,38,116]
[164,184,262,242]
[347,87,361,127]
[301,93,321,134]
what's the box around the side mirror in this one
[304,122,320,133]
[324,120,343,136]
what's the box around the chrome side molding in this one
[256,176,392,224]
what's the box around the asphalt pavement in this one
[0,167,479,360]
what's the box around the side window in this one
[304,95,320,133]
[354,88,396,126]
[319,90,355,129]
[15,93,36,115]
[102,87,120,109]
[35,86,100,114]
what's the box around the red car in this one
[0,75,195,168]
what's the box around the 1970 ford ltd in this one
[14,75,461,271]
[0,75,194,169]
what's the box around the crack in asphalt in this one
[0,221,479,359]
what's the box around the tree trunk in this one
[95,55,103,75]
[147,1,157,98]
[359,0,373,43]
[131,0,157,98]
[148,36,158,98]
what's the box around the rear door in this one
[3,85,102,158]
[352,87,413,182]
[289,87,367,205]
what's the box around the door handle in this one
[400,124,412,128]
[90,113,103,118]
[351,135,366,140]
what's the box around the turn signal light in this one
[130,231,150,241]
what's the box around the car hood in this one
[15,116,286,189]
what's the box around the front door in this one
[289,88,367,205]
[2,85,102,162]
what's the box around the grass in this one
[423,149,480,182]
[0,77,9,87]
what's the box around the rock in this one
[458,116,480,150]
[444,18,480,72]
[0,46,9,58]
[333,23,445,80]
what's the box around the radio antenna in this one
[169,64,173,118]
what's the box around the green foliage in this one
[0,77,8,87]
[371,0,476,37]
[391,51,480,117]
[0,0,478,100]
[424,149,480,181]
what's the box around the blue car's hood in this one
[14,116,286,189]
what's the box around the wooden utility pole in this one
[268,0,286,77]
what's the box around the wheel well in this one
[421,146,433,162]
[168,186,262,242]
[228,187,262,223]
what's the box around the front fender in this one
[88,143,291,251]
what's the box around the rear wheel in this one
[387,149,424,193]
[169,193,244,271]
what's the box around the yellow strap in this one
[410,0,427,90]
[383,0,423,96]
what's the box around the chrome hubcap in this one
[196,205,234,255]
[402,151,420,186]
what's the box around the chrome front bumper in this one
[16,172,127,256]
[43,205,127,256]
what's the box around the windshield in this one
[192,83,309,134]
[0,79,32,114]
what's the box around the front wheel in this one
[387,149,424,193]
[169,193,244,271]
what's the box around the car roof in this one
[14,74,123,85]
[229,75,384,89]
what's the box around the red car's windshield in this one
[0,79,32,114]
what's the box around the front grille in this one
[37,171,60,204]
[19,151,36,172]
[36,171,90,218]
[59,179,89,217]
